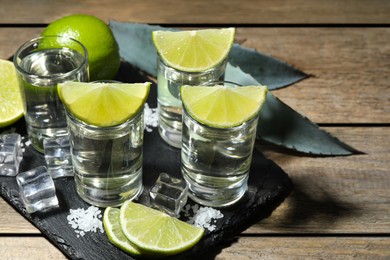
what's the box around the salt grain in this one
[183,204,224,232]
[144,103,158,132]
[67,206,104,238]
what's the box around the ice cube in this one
[149,172,188,217]
[0,133,23,176]
[43,137,73,179]
[16,166,59,213]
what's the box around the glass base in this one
[74,169,143,208]
[27,125,68,153]
[158,124,182,149]
[183,172,249,208]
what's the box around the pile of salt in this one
[183,204,224,232]
[67,206,104,238]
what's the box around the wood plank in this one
[0,0,390,24]
[1,27,388,123]
[1,128,389,235]
[0,236,389,259]
[0,237,66,259]
[220,236,390,259]
[237,28,390,124]
[250,127,390,234]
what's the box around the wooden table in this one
[1,1,389,259]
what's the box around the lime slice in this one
[120,201,204,256]
[152,28,235,72]
[0,59,23,128]
[103,207,142,257]
[181,84,268,128]
[58,82,150,127]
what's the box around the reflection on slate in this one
[0,62,293,260]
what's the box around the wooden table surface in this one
[1,1,389,259]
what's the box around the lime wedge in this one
[152,28,235,72]
[181,84,268,128]
[0,59,23,128]
[120,201,204,256]
[103,207,142,257]
[57,82,150,127]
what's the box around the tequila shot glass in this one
[66,109,144,208]
[157,56,226,148]
[13,35,89,152]
[181,82,260,207]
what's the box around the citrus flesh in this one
[0,59,23,128]
[120,201,204,256]
[42,14,120,81]
[103,207,142,257]
[181,84,268,128]
[152,28,235,72]
[57,82,150,127]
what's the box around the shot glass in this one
[66,109,144,208]
[157,56,227,148]
[181,82,260,207]
[13,35,89,152]
[16,166,59,213]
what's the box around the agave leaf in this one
[229,44,309,90]
[109,20,360,155]
[109,21,308,89]
[225,64,361,155]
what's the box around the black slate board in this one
[0,62,293,260]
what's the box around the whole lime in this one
[42,14,120,81]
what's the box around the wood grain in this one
[0,0,390,24]
[1,27,388,124]
[0,236,389,259]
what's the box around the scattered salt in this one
[183,204,224,232]
[144,103,158,132]
[67,206,104,238]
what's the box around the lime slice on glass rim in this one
[0,59,24,128]
[57,81,150,127]
[181,83,268,128]
[119,201,204,256]
[152,28,235,72]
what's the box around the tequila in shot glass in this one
[157,57,227,148]
[180,82,267,207]
[13,35,89,152]
[152,28,235,148]
[58,81,151,207]
[66,111,144,207]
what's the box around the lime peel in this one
[152,28,235,72]
[58,82,151,127]
[181,84,268,128]
[0,59,24,128]
[119,201,204,256]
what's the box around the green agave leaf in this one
[109,21,308,89]
[225,64,361,156]
[229,44,309,90]
[109,20,360,156]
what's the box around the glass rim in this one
[13,35,89,80]
[182,105,259,131]
[157,55,227,74]
[65,108,143,131]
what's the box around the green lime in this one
[0,59,23,128]
[103,207,142,257]
[57,81,150,127]
[42,14,120,81]
[152,28,235,72]
[181,84,268,128]
[120,201,204,256]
